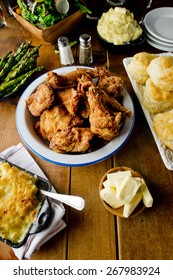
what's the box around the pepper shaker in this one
[79,34,93,66]
[57,36,74,66]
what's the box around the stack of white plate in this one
[142,7,173,52]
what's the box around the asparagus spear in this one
[0,66,44,97]
[0,42,31,82]
[4,54,38,83]
[11,44,41,71]
[0,50,12,71]
[0,41,44,98]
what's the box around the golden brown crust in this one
[26,83,54,116]
[147,56,173,91]
[127,52,158,85]
[27,67,132,153]
[142,78,173,113]
[153,109,173,151]
[0,162,41,243]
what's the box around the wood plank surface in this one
[108,37,173,259]
[0,0,173,261]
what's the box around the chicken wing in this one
[46,68,95,89]
[46,71,77,89]
[101,90,132,118]
[97,75,124,99]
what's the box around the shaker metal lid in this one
[79,34,91,44]
[57,36,69,47]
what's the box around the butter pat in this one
[107,170,131,187]
[141,181,153,207]
[116,176,141,203]
[102,178,111,188]
[100,187,124,208]
[123,193,142,218]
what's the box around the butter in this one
[141,180,153,207]
[100,187,124,209]
[107,170,131,186]
[106,171,132,197]
[100,170,153,218]
[102,178,111,188]
[116,176,141,203]
[123,193,142,218]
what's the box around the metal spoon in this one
[40,189,85,211]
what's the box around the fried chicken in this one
[27,66,132,155]
[26,83,54,116]
[57,87,80,115]
[49,127,94,153]
[38,105,83,141]
[86,86,123,141]
[97,75,124,99]
[46,68,95,90]
[46,71,77,89]
[101,90,132,118]
[77,73,131,140]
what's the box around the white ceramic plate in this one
[145,35,173,52]
[142,23,173,48]
[143,7,173,43]
[16,66,135,167]
[123,54,173,170]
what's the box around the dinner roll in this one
[142,78,173,113]
[126,52,158,85]
[153,109,173,151]
[147,56,173,91]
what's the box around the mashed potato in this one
[97,7,142,45]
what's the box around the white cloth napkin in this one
[0,143,66,260]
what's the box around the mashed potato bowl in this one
[97,7,144,50]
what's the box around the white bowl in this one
[16,66,135,167]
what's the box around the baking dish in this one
[0,157,52,248]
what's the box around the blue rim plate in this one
[16,66,135,167]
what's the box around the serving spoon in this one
[40,189,85,211]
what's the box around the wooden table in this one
[0,0,173,260]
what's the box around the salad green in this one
[17,0,91,28]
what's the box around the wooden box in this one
[12,7,85,44]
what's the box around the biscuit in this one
[153,109,173,151]
[127,52,158,85]
[147,56,173,91]
[142,78,173,113]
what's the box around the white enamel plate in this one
[16,66,135,167]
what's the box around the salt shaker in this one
[57,36,74,66]
[79,34,93,66]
